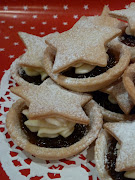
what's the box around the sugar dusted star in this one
[104,121,135,171]
[11,78,91,124]
[46,23,121,73]
[18,32,58,68]
[101,79,134,114]
[74,6,125,29]
[109,3,135,32]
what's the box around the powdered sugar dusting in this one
[110,3,135,31]
[104,80,134,114]
[46,23,120,73]
[11,78,92,124]
[18,32,59,67]
[105,121,135,171]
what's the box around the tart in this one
[6,79,103,160]
[10,32,58,85]
[95,121,135,180]
[43,29,130,92]
[109,2,135,62]
[92,78,135,122]
[41,7,130,92]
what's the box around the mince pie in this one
[109,3,135,62]
[95,121,135,180]
[92,78,135,122]
[42,9,130,92]
[6,79,103,160]
[10,32,58,85]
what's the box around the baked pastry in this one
[10,32,58,85]
[43,10,130,92]
[43,33,130,92]
[6,78,103,160]
[109,3,135,61]
[92,78,135,122]
[73,5,126,30]
[95,121,135,180]
[123,62,135,104]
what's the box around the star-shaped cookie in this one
[46,24,121,73]
[18,32,58,68]
[11,78,91,124]
[104,121,135,171]
[109,3,135,33]
[73,6,126,29]
[101,79,134,114]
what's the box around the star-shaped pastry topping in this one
[109,3,135,33]
[104,121,135,171]
[101,79,134,114]
[18,32,59,68]
[74,6,126,29]
[11,78,91,124]
[46,24,121,73]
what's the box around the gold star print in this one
[18,32,59,68]
[104,121,135,171]
[109,3,135,33]
[101,79,134,114]
[45,23,121,73]
[11,78,91,124]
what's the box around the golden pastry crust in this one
[109,3,135,33]
[101,78,134,115]
[74,5,126,31]
[43,39,130,92]
[123,63,135,104]
[11,78,92,124]
[6,99,103,160]
[95,130,113,180]
[109,3,135,62]
[10,32,58,85]
[10,57,28,85]
[45,24,121,74]
[104,121,135,172]
[93,100,135,122]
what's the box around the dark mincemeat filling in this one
[92,91,135,114]
[105,138,133,180]
[61,49,117,78]
[20,113,88,148]
[119,33,135,47]
[19,69,44,85]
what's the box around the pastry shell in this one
[6,99,103,160]
[95,130,113,180]
[10,57,30,86]
[94,100,135,122]
[123,63,135,104]
[43,38,130,92]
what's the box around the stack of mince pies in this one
[6,2,135,179]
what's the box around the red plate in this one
[0,0,134,179]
